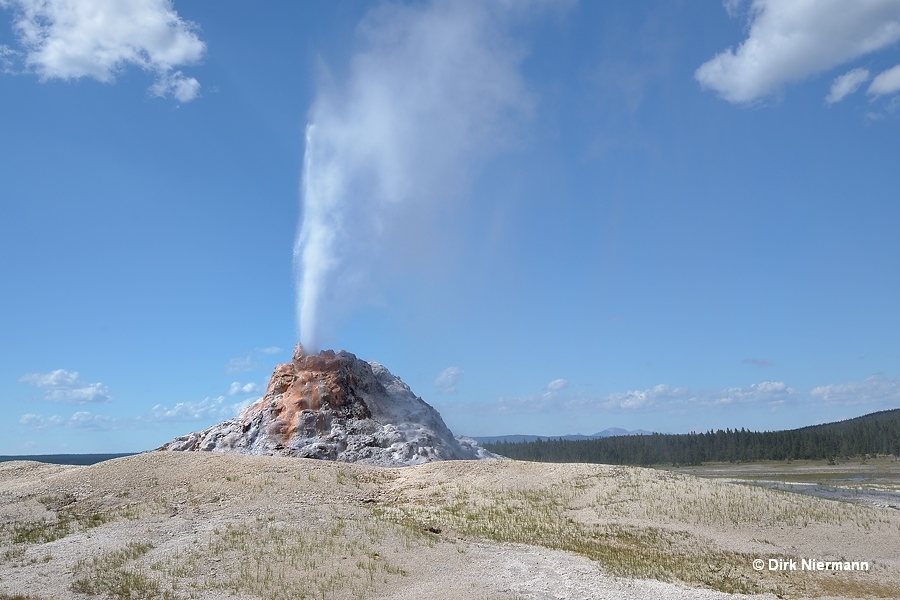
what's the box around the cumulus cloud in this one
[696,0,900,104]
[19,369,112,404]
[143,395,246,423]
[228,381,260,396]
[0,0,205,101]
[602,384,694,411]
[67,410,118,430]
[434,367,463,395]
[868,64,900,97]
[810,374,900,407]
[149,69,200,102]
[19,413,41,426]
[826,68,871,104]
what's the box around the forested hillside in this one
[483,409,900,466]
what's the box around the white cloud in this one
[826,68,871,104]
[19,414,66,428]
[494,393,553,414]
[434,367,463,395]
[603,384,694,410]
[1,0,205,101]
[497,380,795,414]
[19,393,249,432]
[19,413,44,426]
[868,64,900,97]
[810,374,900,407]
[19,369,112,403]
[225,356,255,374]
[148,69,200,102]
[226,347,285,374]
[706,380,795,406]
[143,395,245,423]
[0,43,17,72]
[742,358,774,368]
[228,381,260,396]
[67,410,118,430]
[20,410,113,429]
[545,378,569,392]
[723,0,749,19]
[696,0,900,104]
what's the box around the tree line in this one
[482,409,900,466]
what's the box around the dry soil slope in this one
[1,452,898,600]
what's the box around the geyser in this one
[292,0,545,351]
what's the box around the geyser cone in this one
[159,344,496,466]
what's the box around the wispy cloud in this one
[19,411,117,430]
[0,0,205,101]
[497,383,689,415]
[19,369,112,404]
[696,0,900,104]
[226,347,284,374]
[811,374,900,407]
[722,0,749,19]
[742,358,773,368]
[601,384,695,411]
[0,43,16,72]
[19,392,252,432]
[544,378,569,392]
[19,413,63,428]
[496,380,795,415]
[142,396,248,424]
[826,68,870,104]
[434,367,463,395]
[705,381,795,406]
[868,64,900,98]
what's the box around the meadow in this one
[1,453,898,599]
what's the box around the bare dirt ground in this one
[1,453,898,599]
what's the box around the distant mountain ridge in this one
[473,428,653,445]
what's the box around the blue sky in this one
[2,0,899,454]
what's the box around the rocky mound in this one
[158,345,496,466]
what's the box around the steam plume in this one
[295,0,554,351]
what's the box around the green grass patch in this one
[71,541,173,600]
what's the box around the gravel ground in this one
[1,453,897,599]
